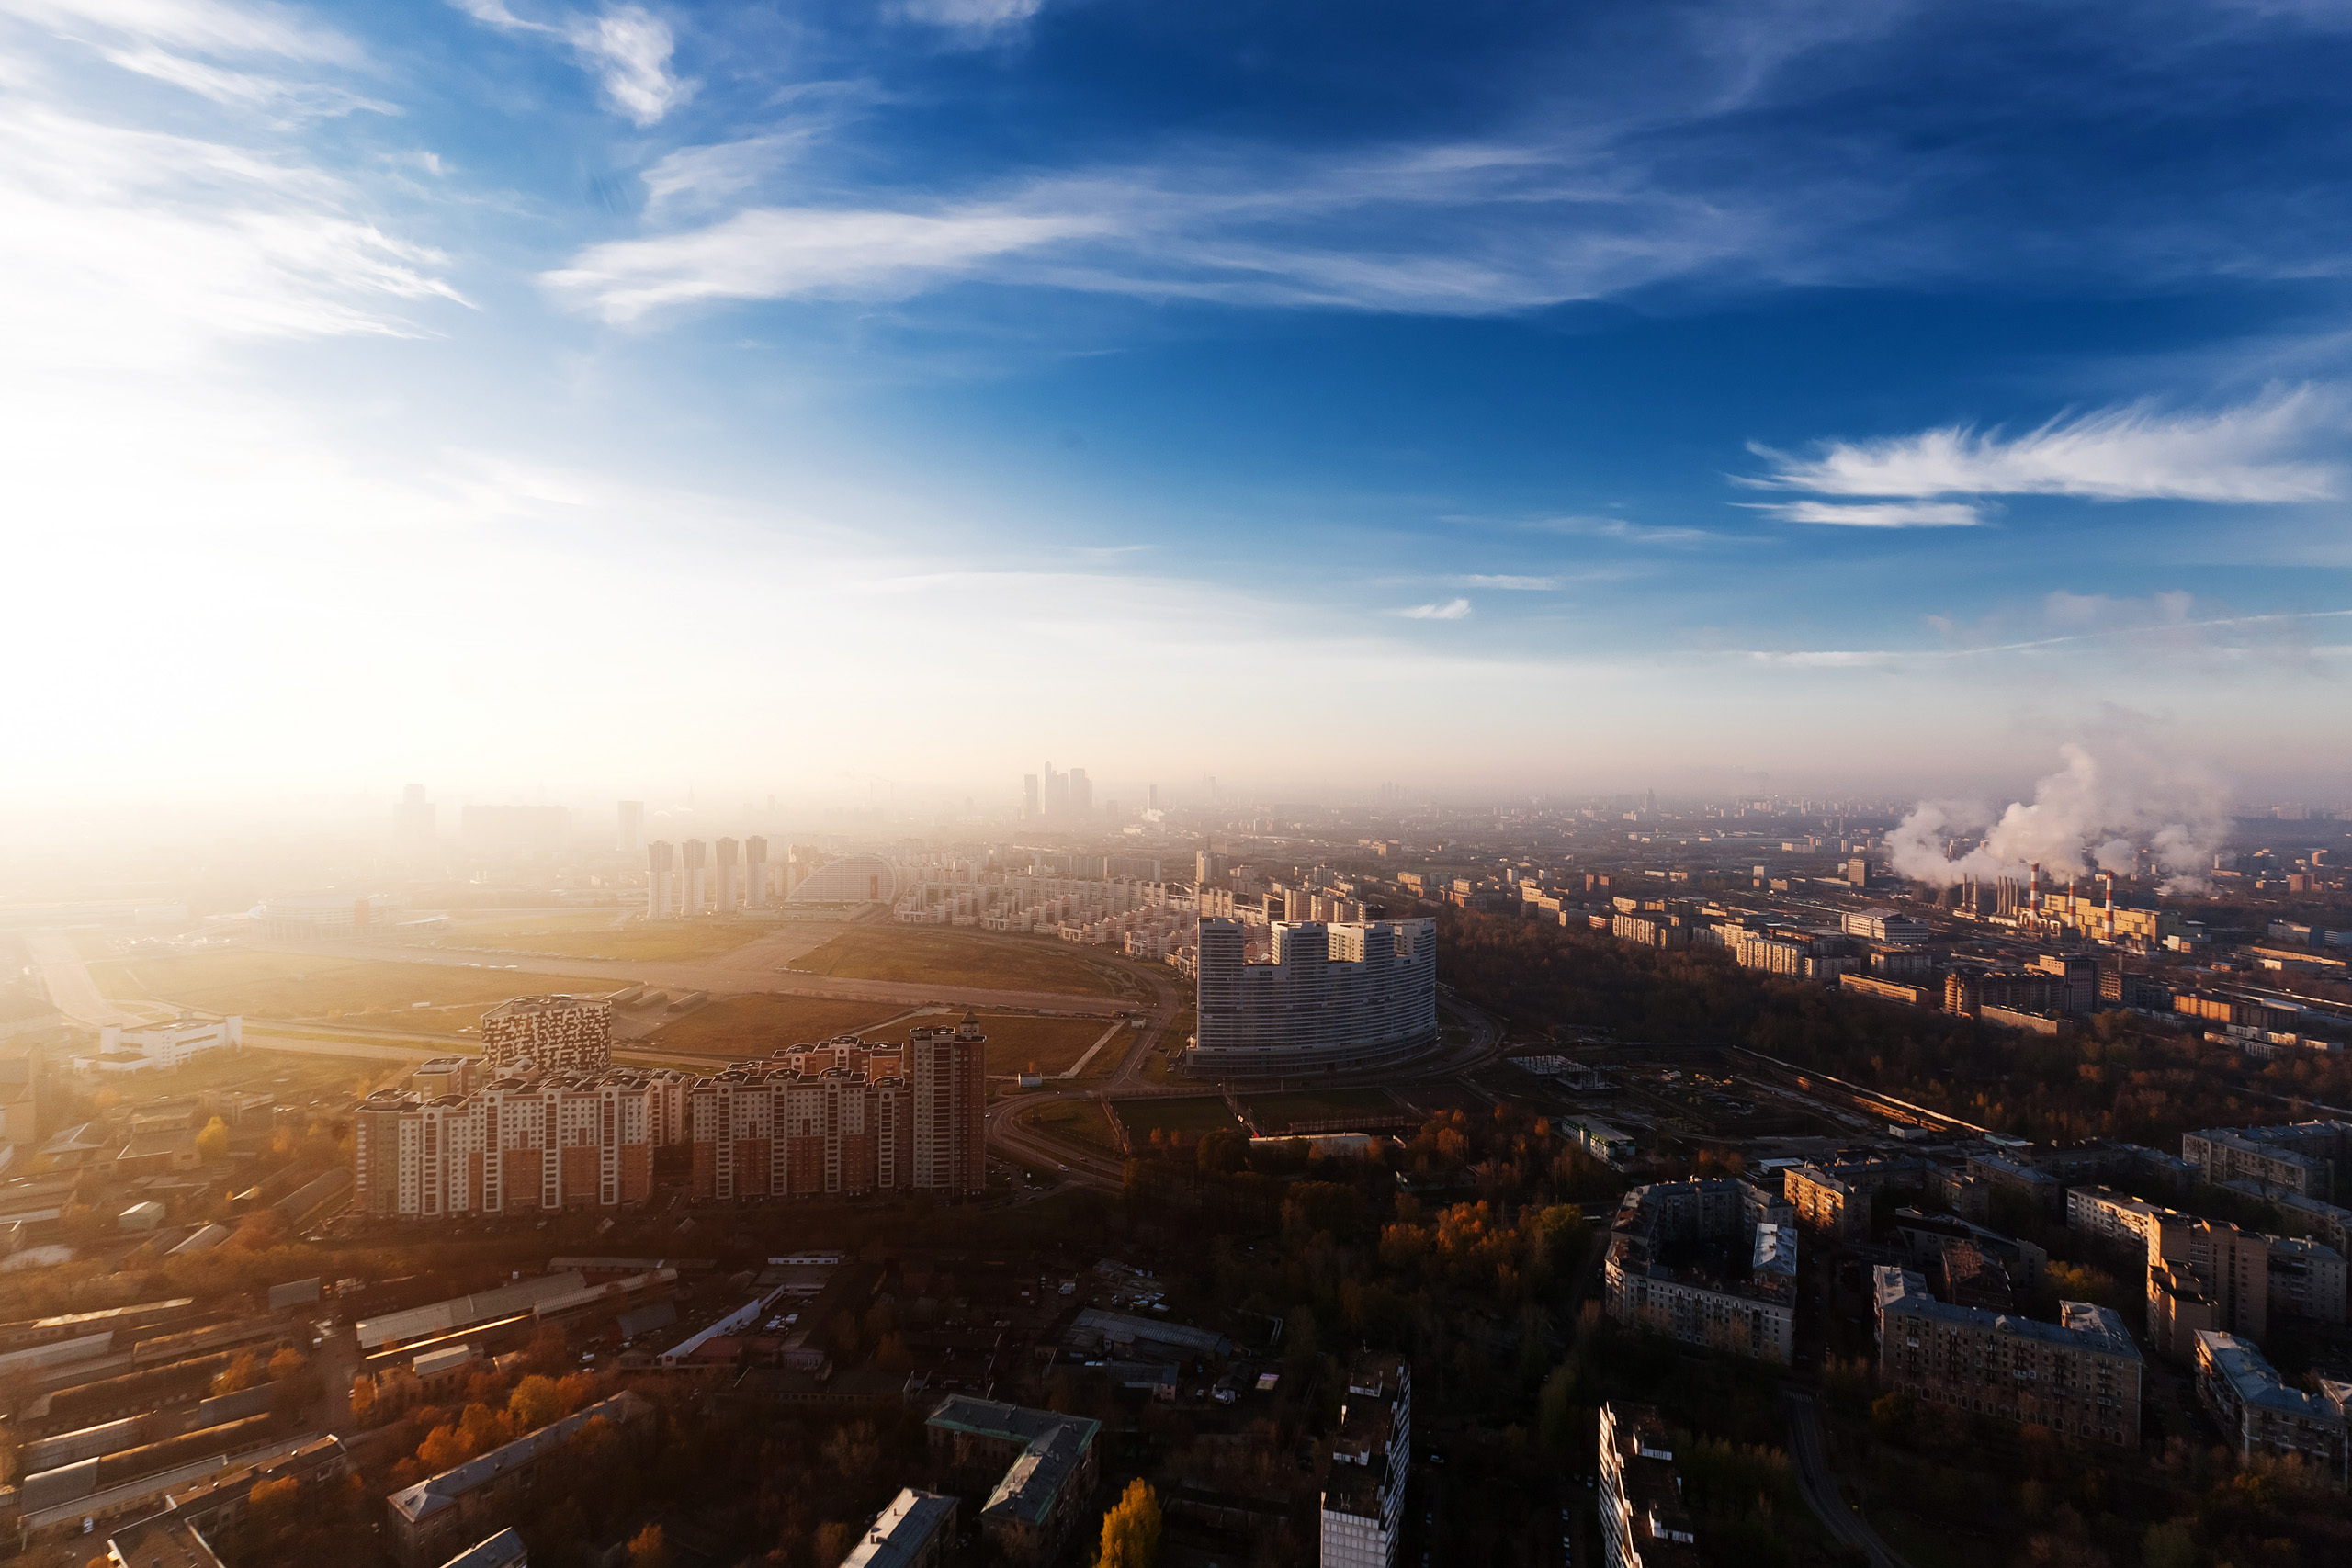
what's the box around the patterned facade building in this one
[479,995,613,1075]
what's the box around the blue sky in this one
[3,0,2348,812]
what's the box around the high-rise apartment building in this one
[354,1070,684,1219]
[1021,773,1040,820]
[1321,1356,1410,1568]
[394,784,435,848]
[1069,768,1092,816]
[1600,1403,1702,1568]
[617,800,645,855]
[688,1021,988,1200]
[683,838,707,914]
[746,836,769,907]
[717,837,741,909]
[480,995,613,1075]
[1192,919,1437,1076]
[647,840,674,919]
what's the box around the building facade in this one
[1599,1403,1702,1568]
[1603,1180,1796,1365]
[354,1071,684,1219]
[1192,918,1437,1077]
[1873,1268,2142,1445]
[2194,1331,2351,1488]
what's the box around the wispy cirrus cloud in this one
[450,1,694,127]
[1745,387,2345,502]
[1745,500,1986,527]
[1397,597,1472,620]
[0,0,390,116]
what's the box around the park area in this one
[92,951,616,1032]
[1023,1099,1122,1156]
[786,926,1146,1000]
[402,911,788,964]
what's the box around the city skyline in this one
[2,0,2347,813]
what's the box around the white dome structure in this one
[787,854,899,904]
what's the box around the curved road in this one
[1786,1393,1908,1568]
[990,984,1507,1190]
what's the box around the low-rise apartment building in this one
[1873,1267,2142,1445]
[923,1396,1100,1563]
[1603,1180,1796,1365]
[1320,1356,1411,1568]
[1599,1403,1702,1568]
[2194,1331,2352,1487]
[386,1393,652,1565]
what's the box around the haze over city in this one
[9,6,2352,1568]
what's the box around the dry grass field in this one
[410,912,785,964]
[645,994,910,1057]
[787,927,1144,999]
[970,1015,1122,1077]
[94,951,615,1032]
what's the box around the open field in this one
[787,926,1145,999]
[1239,1087,1405,1128]
[644,994,909,1057]
[1108,1095,1243,1142]
[67,931,116,962]
[92,951,617,1034]
[76,1043,395,1114]
[407,912,784,964]
[1026,1099,1121,1155]
[973,1016,1120,1077]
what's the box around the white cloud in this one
[1748,500,1985,527]
[1746,387,2345,502]
[447,1,694,126]
[1397,598,1472,620]
[543,202,1115,321]
[641,129,825,212]
[895,0,1043,29]
[1458,574,1561,589]
[0,0,391,116]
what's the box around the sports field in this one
[1239,1087,1404,1128]
[646,994,910,1057]
[93,951,616,1032]
[1108,1095,1243,1142]
[787,926,1145,999]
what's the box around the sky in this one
[3,0,2349,818]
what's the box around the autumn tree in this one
[1095,1478,1161,1568]
[196,1117,230,1162]
[628,1522,673,1568]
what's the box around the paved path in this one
[1786,1392,1907,1568]
[25,930,155,1028]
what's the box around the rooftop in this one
[840,1490,958,1568]
[925,1396,1101,1529]
[387,1393,650,1527]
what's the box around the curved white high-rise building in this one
[1190,918,1437,1077]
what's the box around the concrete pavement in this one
[1786,1392,1908,1568]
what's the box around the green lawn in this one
[645,994,910,1057]
[1109,1095,1243,1142]
[94,951,617,1029]
[788,926,1145,999]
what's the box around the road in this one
[25,930,157,1029]
[1785,1392,1907,1568]
[987,985,1509,1189]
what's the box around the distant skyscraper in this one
[1070,768,1092,816]
[646,840,674,920]
[1148,784,1159,811]
[1022,773,1040,820]
[1044,762,1070,817]
[683,839,708,913]
[746,836,769,907]
[394,784,435,847]
[617,800,645,855]
[717,837,741,909]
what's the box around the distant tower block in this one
[617,799,645,855]
[646,840,675,921]
[746,836,770,908]
[684,839,708,914]
[717,837,741,909]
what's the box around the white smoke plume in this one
[1883,742,2231,896]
